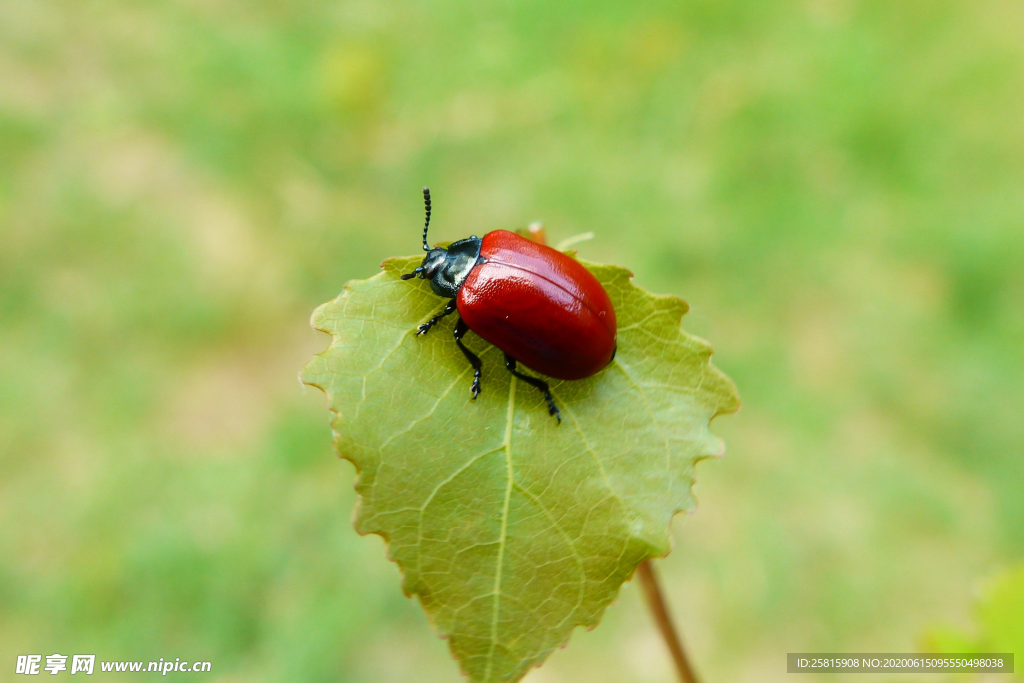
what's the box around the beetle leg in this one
[453,318,482,400]
[503,353,561,424]
[418,299,457,336]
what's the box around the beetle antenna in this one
[421,187,432,251]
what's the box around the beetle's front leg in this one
[417,299,457,336]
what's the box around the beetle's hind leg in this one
[418,299,457,336]
[503,353,561,424]
[453,318,482,400]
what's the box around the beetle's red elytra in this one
[401,188,618,422]
[458,230,616,381]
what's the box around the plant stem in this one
[636,559,700,683]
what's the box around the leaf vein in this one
[511,482,587,630]
[483,375,517,683]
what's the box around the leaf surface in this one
[924,563,1024,661]
[301,254,739,683]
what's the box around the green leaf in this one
[301,253,739,683]
[924,563,1024,667]
[975,565,1024,657]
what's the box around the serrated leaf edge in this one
[300,254,739,682]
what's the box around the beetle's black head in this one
[401,239,482,297]
[400,188,483,298]
[419,247,448,280]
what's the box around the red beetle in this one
[401,188,617,422]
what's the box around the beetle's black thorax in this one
[421,236,483,298]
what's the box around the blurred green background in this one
[2,0,1022,681]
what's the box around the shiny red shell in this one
[456,230,617,380]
